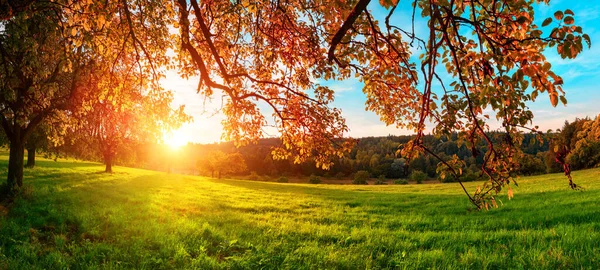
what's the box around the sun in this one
[164,130,189,150]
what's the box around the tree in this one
[353,170,370,185]
[567,115,600,169]
[0,0,173,191]
[74,60,188,173]
[5,1,590,208]
[197,151,247,178]
[0,6,91,191]
[171,0,589,208]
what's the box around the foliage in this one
[394,179,409,185]
[410,170,427,184]
[277,177,289,183]
[308,175,321,184]
[197,151,247,178]
[352,170,369,185]
[2,153,600,268]
[335,172,346,180]
[374,180,387,185]
[567,115,600,169]
[1,0,592,207]
[247,171,259,181]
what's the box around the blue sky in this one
[164,0,600,144]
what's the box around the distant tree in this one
[568,115,600,169]
[308,175,321,184]
[198,151,247,179]
[410,170,427,184]
[353,170,369,185]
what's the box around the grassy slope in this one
[0,153,599,269]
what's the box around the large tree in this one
[1,0,591,208]
[171,0,590,208]
[0,5,92,191]
[0,0,173,191]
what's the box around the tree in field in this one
[75,56,189,173]
[0,0,173,191]
[0,7,92,191]
[20,111,72,168]
[172,0,590,209]
[3,0,591,208]
[197,151,247,178]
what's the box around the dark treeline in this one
[41,115,600,183]
[168,132,551,181]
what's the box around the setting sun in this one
[164,130,189,149]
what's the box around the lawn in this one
[0,153,599,269]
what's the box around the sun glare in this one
[164,131,188,150]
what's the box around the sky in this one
[163,0,600,145]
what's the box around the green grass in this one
[1,153,599,269]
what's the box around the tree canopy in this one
[170,0,590,208]
[0,0,591,209]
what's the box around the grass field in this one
[0,153,599,269]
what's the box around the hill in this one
[0,153,599,269]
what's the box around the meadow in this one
[0,153,599,269]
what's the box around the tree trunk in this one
[105,154,113,173]
[7,140,25,192]
[26,147,36,168]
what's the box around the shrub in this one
[277,177,289,183]
[335,172,346,180]
[410,170,427,184]
[353,170,369,185]
[260,175,272,182]
[248,171,259,181]
[462,172,479,182]
[394,179,409,185]
[308,175,321,184]
[374,179,387,185]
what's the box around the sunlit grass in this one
[0,152,599,269]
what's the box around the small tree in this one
[410,170,427,184]
[197,151,247,178]
[353,170,369,185]
[308,174,321,184]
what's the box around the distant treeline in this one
[167,132,550,181]
[50,116,600,182]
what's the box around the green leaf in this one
[542,17,553,27]
[554,11,564,20]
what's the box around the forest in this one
[31,116,596,185]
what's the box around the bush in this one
[353,170,369,185]
[260,175,272,182]
[248,171,259,181]
[308,175,321,184]
[462,172,479,182]
[374,179,387,185]
[410,170,427,184]
[335,172,346,180]
[277,177,289,183]
[394,179,409,185]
